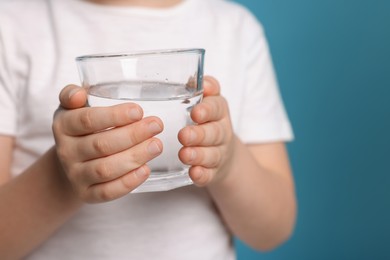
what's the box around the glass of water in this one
[76,49,205,193]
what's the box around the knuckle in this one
[92,138,111,155]
[128,151,145,166]
[202,123,219,145]
[55,145,71,163]
[120,174,135,191]
[98,187,115,201]
[95,160,112,180]
[212,150,222,168]
[198,126,207,144]
[79,109,94,131]
[126,128,140,146]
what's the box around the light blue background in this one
[233,1,390,259]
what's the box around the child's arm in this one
[178,76,297,251]
[0,142,82,259]
[0,91,88,258]
[208,142,295,251]
[0,86,163,258]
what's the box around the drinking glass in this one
[76,49,205,193]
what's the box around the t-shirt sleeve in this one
[0,22,18,136]
[236,12,293,143]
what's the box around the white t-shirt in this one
[0,0,293,259]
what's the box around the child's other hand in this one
[52,85,163,203]
[178,76,236,187]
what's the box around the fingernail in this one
[199,108,206,121]
[147,140,162,155]
[189,128,197,143]
[134,166,148,178]
[148,121,162,134]
[192,167,204,182]
[128,107,142,120]
[188,149,196,162]
[68,88,80,99]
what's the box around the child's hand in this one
[178,77,236,186]
[52,85,163,203]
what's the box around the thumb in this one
[59,84,87,109]
[203,76,221,97]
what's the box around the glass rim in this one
[75,48,205,62]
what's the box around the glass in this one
[76,49,205,193]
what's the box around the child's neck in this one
[87,0,183,8]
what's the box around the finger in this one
[178,121,225,146]
[85,165,151,203]
[59,103,144,136]
[59,85,88,109]
[203,76,221,97]
[79,137,163,185]
[188,166,215,187]
[190,96,227,124]
[179,146,222,168]
[76,117,163,160]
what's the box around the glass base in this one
[132,167,193,193]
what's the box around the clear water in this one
[87,81,202,192]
